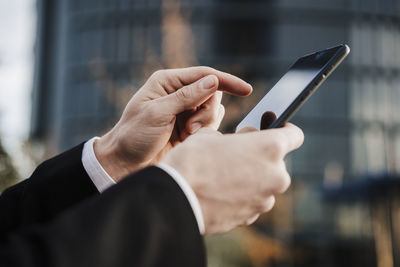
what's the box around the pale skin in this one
[162,125,304,235]
[94,66,304,235]
[96,67,252,181]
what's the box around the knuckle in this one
[243,214,259,226]
[175,87,192,104]
[150,70,165,80]
[258,196,275,213]
[243,219,252,226]
[197,66,215,73]
[296,126,305,144]
[275,170,291,193]
[267,140,284,158]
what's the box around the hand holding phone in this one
[236,44,350,132]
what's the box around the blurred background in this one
[1,0,400,266]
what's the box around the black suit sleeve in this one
[0,167,206,267]
[0,143,99,237]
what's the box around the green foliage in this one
[0,139,19,193]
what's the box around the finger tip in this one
[217,75,252,96]
[240,83,253,96]
[247,83,253,93]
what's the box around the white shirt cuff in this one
[82,137,116,193]
[81,137,205,234]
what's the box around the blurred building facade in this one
[32,0,400,266]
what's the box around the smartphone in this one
[236,44,350,132]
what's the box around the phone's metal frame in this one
[236,44,350,131]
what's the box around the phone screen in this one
[236,46,347,132]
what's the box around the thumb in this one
[196,127,223,136]
[236,126,258,134]
[158,75,219,115]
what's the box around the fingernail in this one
[200,76,216,90]
[191,122,202,133]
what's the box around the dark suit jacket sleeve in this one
[0,166,206,267]
[0,144,206,267]
[0,143,99,235]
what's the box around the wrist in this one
[94,130,143,182]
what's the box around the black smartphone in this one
[236,44,350,132]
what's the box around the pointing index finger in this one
[162,66,253,97]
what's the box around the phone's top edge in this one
[343,44,351,55]
[300,44,350,59]
[236,44,350,133]
[325,43,350,51]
